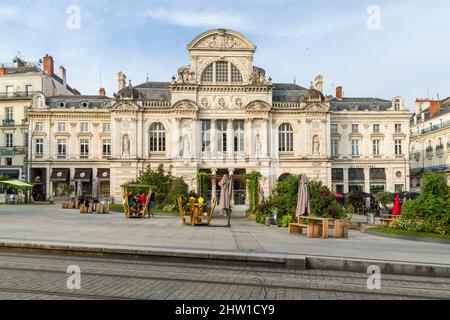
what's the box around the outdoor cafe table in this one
[296,216,329,239]
[189,203,208,226]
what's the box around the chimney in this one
[429,100,442,118]
[99,87,106,96]
[43,54,54,76]
[59,66,66,89]
[0,64,5,76]
[336,86,343,100]
[314,74,324,93]
[117,71,126,91]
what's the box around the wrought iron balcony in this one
[2,119,14,126]
[420,120,450,135]
[0,91,36,99]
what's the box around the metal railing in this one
[2,119,14,126]
[0,91,37,99]
[412,164,450,174]
[420,119,450,134]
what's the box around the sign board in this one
[0,148,14,157]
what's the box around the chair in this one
[177,196,189,225]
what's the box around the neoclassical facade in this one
[26,29,411,204]
[410,97,450,191]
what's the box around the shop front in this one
[31,168,47,201]
[97,168,110,200]
[50,168,70,198]
[74,168,93,196]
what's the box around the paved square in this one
[0,204,449,266]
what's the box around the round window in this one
[396,171,402,178]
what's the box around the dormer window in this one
[58,100,66,108]
[394,100,401,111]
[80,101,89,108]
[200,61,243,84]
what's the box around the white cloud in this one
[141,7,246,29]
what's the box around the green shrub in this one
[374,192,394,208]
[398,173,450,235]
[166,177,189,206]
[255,211,267,224]
[278,214,294,228]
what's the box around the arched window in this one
[278,123,293,152]
[149,123,166,152]
[201,64,213,82]
[200,61,243,84]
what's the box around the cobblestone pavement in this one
[0,251,449,300]
[1,205,450,266]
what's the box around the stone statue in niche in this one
[180,134,191,159]
[255,133,262,159]
[122,134,130,157]
[312,135,320,156]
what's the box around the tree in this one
[132,164,188,206]
[374,192,394,208]
[420,172,449,200]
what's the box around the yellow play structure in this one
[121,184,152,218]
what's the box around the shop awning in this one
[0,179,33,188]
[74,168,92,182]
[50,169,70,182]
[97,168,110,181]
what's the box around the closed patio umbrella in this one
[92,178,99,200]
[392,194,401,216]
[295,174,310,217]
[75,180,82,199]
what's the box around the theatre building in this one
[26,29,411,204]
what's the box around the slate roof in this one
[330,97,391,111]
[135,81,171,101]
[272,83,308,102]
[46,95,111,109]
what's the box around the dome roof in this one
[115,81,142,100]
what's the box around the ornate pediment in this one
[304,103,330,113]
[245,101,271,116]
[111,101,139,112]
[172,100,198,111]
[188,29,256,51]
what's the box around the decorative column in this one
[228,168,235,206]
[114,118,122,158]
[211,168,217,204]
[247,118,254,159]
[210,119,216,158]
[131,118,138,158]
[172,117,181,159]
[343,168,349,194]
[227,119,234,159]
[364,167,371,208]
[191,118,197,160]
[262,118,269,158]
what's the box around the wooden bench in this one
[288,223,309,234]
[332,220,349,239]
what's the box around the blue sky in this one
[1,0,449,109]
